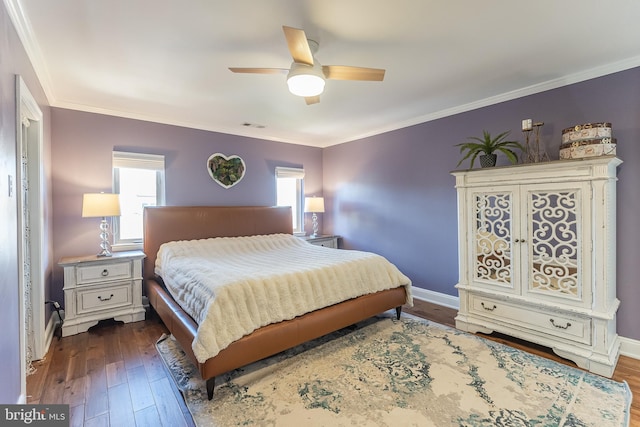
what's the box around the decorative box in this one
[560,122,615,159]
[559,138,616,160]
[561,122,612,144]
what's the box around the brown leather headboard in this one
[143,206,293,280]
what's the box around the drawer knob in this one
[481,302,497,311]
[101,269,109,277]
[98,294,114,302]
[549,319,571,329]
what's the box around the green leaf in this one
[455,130,523,168]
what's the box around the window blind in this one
[275,166,305,179]
[113,151,165,171]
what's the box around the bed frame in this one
[143,205,408,400]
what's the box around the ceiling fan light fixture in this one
[287,63,325,97]
[287,74,325,97]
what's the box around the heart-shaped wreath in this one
[207,153,246,188]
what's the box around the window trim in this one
[275,166,305,234]
[112,151,166,250]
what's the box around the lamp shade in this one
[82,193,121,217]
[304,197,325,213]
[287,63,325,97]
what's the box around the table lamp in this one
[82,193,121,257]
[304,196,325,238]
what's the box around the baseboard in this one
[42,315,56,358]
[412,287,640,361]
[620,336,640,361]
[411,286,459,310]
[35,312,62,362]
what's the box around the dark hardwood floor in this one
[27,316,195,427]
[27,300,639,426]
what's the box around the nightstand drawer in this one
[305,235,339,248]
[77,261,131,284]
[76,283,132,314]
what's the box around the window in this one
[112,151,165,248]
[275,167,305,234]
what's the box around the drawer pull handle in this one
[481,302,497,311]
[549,319,571,329]
[101,269,109,277]
[98,294,114,302]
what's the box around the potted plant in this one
[455,130,524,168]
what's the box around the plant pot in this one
[480,154,497,168]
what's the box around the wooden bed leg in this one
[395,306,402,320]
[206,377,215,400]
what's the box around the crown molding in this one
[329,55,640,147]
[4,0,54,103]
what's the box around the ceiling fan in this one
[229,26,386,105]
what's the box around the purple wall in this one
[0,3,52,403]
[5,0,639,402]
[323,67,640,340]
[50,109,323,302]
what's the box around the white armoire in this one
[452,156,621,377]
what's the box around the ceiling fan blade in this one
[305,96,320,105]
[323,65,385,81]
[282,26,314,66]
[229,67,288,75]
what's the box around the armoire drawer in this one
[469,295,591,345]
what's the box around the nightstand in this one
[303,235,339,248]
[59,250,146,336]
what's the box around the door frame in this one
[16,75,46,402]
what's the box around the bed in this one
[143,205,411,400]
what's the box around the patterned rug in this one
[156,316,631,426]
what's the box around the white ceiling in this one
[7,0,640,148]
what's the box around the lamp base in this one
[97,217,113,257]
[311,212,320,238]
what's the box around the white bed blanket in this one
[155,233,412,363]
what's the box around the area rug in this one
[156,316,631,426]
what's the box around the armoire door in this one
[469,186,521,295]
[521,182,592,308]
